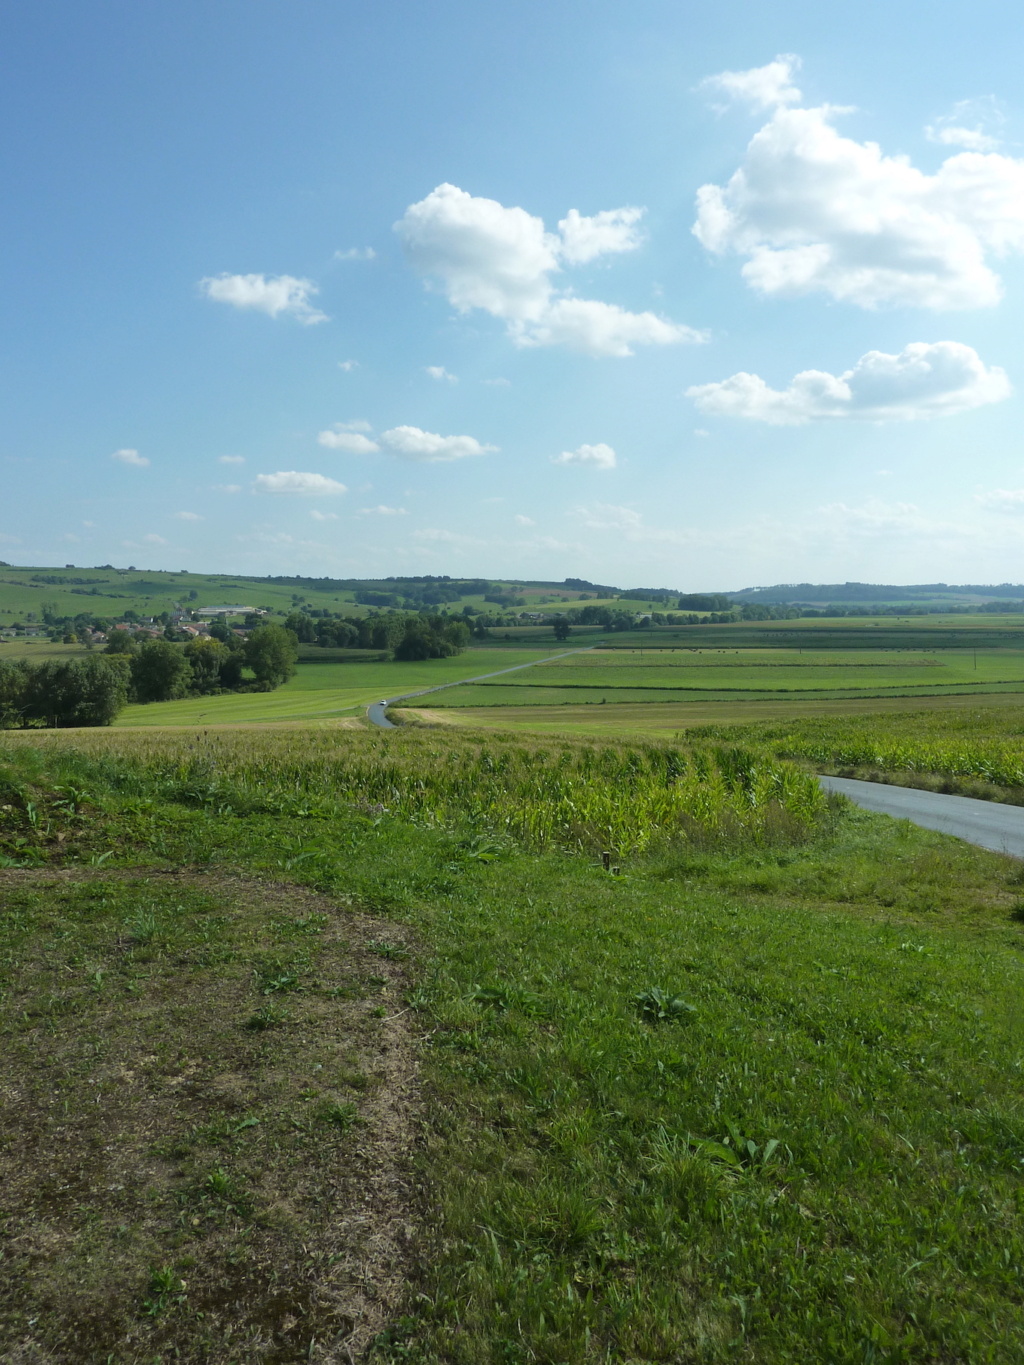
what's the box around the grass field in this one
[3,726,1024,1360]
[108,647,569,726]
[426,646,1024,711]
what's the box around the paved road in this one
[367,646,597,729]
[819,775,1024,859]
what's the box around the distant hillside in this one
[728,582,1024,605]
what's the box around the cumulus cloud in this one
[557,207,645,264]
[253,471,347,496]
[699,53,802,111]
[111,448,149,468]
[425,365,458,382]
[687,341,1010,424]
[218,454,245,465]
[174,511,202,521]
[395,183,701,355]
[926,98,1005,152]
[333,247,376,261]
[358,505,408,516]
[693,66,1024,309]
[318,428,381,454]
[319,420,494,463]
[200,273,328,324]
[552,442,618,469]
[378,426,494,462]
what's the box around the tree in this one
[18,657,128,728]
[105,630,138,655]
[184,636,229,693]
[244,624,298,688]
[552,618,571,642]
[131,640,192,702]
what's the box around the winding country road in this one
[819,775,1024,859]
[366,646,596,729]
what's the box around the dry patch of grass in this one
[0,870,419,1363]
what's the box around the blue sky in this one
[2,0,1023,589]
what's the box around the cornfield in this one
[1,726,828,855]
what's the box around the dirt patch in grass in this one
[0,869,420,1363]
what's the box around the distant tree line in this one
[0,625,298,728]
[283,610,469,659]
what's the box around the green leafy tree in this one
[131,640,192,703]
[184,636,229,693]
[19,657,128,728]
[552,618,571,642]
[244,624,298,689]
[105,630,138,655]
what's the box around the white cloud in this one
[425,365,458,382]
[413,528,486,546]
[253,471,348,496]
[483,377,511,387]
[926,98,1005,152]
[514,514,536,526]
[552,442,618,469]
[358,505,408,516]
[318,428,381,454]
[688,341,1010,424]
[699,54,802,111]
[174,511,203,521]
[557,207,645,264]
[693,69,1024,309]
[200,273,328,324]
[81,520,95,527]
[976,488,1024,513]
[144,533,168,545]
[575,503,644,532]
[334,247,376,261]
[517,298,700,357]
[694,428,710,438]
[379,425,495,462]
[218,454,245,465]
[338,359,359,372]
[318,420,495,462]
[310,509,339,521]
[396,182,701,355]
[214,483,242,494]
[111,447,149,468]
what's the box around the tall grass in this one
[1,728,826,856]
[688,706,1024,792]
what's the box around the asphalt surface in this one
[367,647,596,729]
[819,775,1024,859]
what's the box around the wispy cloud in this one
[111,448,149,468]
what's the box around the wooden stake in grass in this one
[602,851,611,871]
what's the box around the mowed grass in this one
[401,690,1024,737]
[112,647,568,727]
[3,729,1024,1360]
[428,647,1024,709]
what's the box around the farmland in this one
[3,724,1024,1360]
